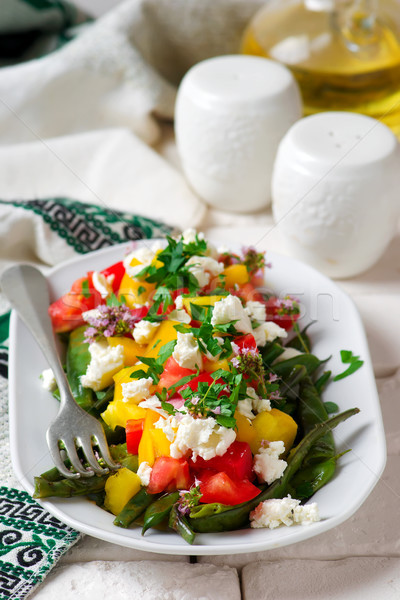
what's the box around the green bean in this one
[315,371,332,395]
[38,443,137,483]
[298,375,335,464]
[66,325,95,412]
[272,353,323,379]
[287,322,314,353]
[278,365,308,399]
[261,341,285,367]
[188,408,359,534]
[33,474,108,498]
[142,492,179,535]
[93,385,115,412]
[189,503,232,519]
[289,450,351,500]
[113,488,156,529]
[169,504,196,545]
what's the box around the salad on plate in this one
[34,230,359,544]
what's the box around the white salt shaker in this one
[175,55,302,213]
[272,112,400,278]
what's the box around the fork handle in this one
[1,265,71,404]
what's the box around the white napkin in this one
[0,0,264,255]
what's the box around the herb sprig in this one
[333,350,364,381]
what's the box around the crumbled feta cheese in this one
[245,301,266,323]
[186,256,224,288]
[41,368,57,392]
[237,397,255,420]
[174,295,184,310]
[169,414,236,461]
[182,228,205,244]
[123,242,163,279]
[252,321,288,347]
[137,461,152,486]
[246,386,271,414]
[80,340,124,391]
[92,271,113,299]
[121,377,153,403]
[250,496,320,529]
[138,395,169,418]
[293,502,320,525]
[168,309,191,324]
[211,295,253,335]
[204,337,224,362]
[155,416,176,442]
[172,332,203,370]
[273,347,303,363]
[133,320,159,345]
[253,441,287,485]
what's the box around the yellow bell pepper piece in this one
[138,410,171,467]
[204,358,230,373]
[250,408,298,455]
[107,337,146,366]
[151,428,171,459]
[112,364,149,403]
[118,271,154,307]
[181,296,225,316]
[101,364,150,429]
[223,264,249,288]
[104,467,142,516]
[143,320,188,361]
[101,400,146,430]
[235,411,257,447]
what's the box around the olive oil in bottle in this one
[241,0,400,136]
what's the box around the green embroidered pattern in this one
[0,198,177,598]
[0,488,80,599]
[0,199,175,254]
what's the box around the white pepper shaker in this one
[272,112,400,278]
[175,55,302,213]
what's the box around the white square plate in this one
[8,241,386,555]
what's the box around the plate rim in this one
[8,240,387,555]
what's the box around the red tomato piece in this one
[158,357,197,392]
[265,297,300,332]
[126,419,144,455]
[100,261,125,293]
[189,441,254,481]
[234,282,264,303]
[147,457,191,494]
[199,472,261,505]
[234,334,258,354]
[48,274,102,333]
[130,306,149,321]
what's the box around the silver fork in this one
[1,264,120,479]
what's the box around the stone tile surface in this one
[242,558,400,600]
[60,536,189,564]
[31,561,241,600]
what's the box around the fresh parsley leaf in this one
[215,415,237,428]
[129,369,149,380]
[333,350,364,381]
[157,340,177,364]
[190,302,210,322]
[81,279,91,299]
[167,372,198,393]
[106,292,123,307]
[137,286,146,296]
[324,401,339,414]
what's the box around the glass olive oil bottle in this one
[241,0,400,136]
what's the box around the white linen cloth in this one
[0,0,264,251]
